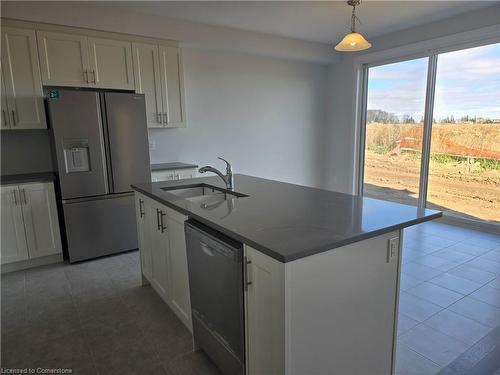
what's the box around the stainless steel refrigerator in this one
[46,89,151,262]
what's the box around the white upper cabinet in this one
[88,37,134,90]
[1,27,46,129]
[132,42,163,128]
[159,46,186,128]
[20,182,62,259]
[133,43,186,128]
[1,185,29,264]
[37,31,90,87]
[37,31,135,90]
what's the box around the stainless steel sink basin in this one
[161,183,248,200]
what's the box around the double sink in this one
[161,183,248,203]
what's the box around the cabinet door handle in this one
[156,112,162,124]
[21,189,27,205]
[12,190,18,206]
[243,256,252,291]
[83,69,89,83]
[139,199,145,218]
[162,112,168,124]
[2,110,9,127]
[89,69,96,84]
[156,209,161,230]
[11,110,16,126]
[160,211,167,233]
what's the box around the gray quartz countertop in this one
[1,172,56,185]
[132,174,442,263]
[151,162,198,171]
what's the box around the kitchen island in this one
[132,174,441,375]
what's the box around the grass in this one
[478,158,500,171]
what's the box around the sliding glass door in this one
[363,58,428,205]
[361,42,500,226]
[428,44,500,223]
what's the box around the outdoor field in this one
[364,123,500,223]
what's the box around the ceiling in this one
[114,1,493,44]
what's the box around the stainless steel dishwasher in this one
[185,219,245,375]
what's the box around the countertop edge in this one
[131,184,443,263]
[1,172,57,185]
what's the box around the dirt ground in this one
[363,151,500,223]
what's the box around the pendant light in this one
[334,0,372,52]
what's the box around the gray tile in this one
[448,264,497,284]
[92,336,164,375]
[466,257,500,275]
[143,313,194,362]
[399,324,470,367]
[76,296,136,326]
[400,273,423,291]
[488,277,500,290]
[462,236,500,250]
[407,282,464,308]
[398,292,443,322]
[412,255,462,272]
[470,285,500,308]
[445,243,491,257]
[163,350,222,375]
[396,344,442,375]
[402,262,443,282]
[27,329,96,374]
[397,313,420,336]
[482,249,500,263]
[449,296,500,328]
[432,249,475,264]
[424,309,492,345]
[445,326,500,375]
[429,273,483,295]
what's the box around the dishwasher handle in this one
[200,242,215,257]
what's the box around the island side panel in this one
[284,230,402,375]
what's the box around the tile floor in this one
[1,220,499,374]
[397,221,500,375]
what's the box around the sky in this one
[367,43,500,122]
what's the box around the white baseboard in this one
[1,253,64,274]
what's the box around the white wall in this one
[1,1,330,187]
[150,48,327,187]
[323,4,500,194]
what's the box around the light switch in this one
[387,237,399,263]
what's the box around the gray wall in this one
[323,4,500,193]
[149,48,328,187]
[1,130,54,175]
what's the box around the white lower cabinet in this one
[244,245,285,375]
[165,206,192,330]
[1,182,62,265]
[135,193,152,281]
[149,199,170,300]
[135,192,192,332]
[1,185,29,264]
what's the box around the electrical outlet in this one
[149,140,156,150]
[387,237,399,263]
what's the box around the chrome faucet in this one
[198,157,234,190]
